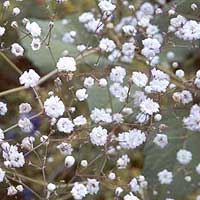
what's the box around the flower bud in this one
[65,156,75,168]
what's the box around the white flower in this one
[13,7,20,15]
[73,115,87,126]
[99,78,107,87]
[31,38,41,51]
[108,172,116,180]
[19,69,40,88]
[0,102,7,116]
[79,12,94,24]
[90,108,112,123]
[77,44,86,52]
[98,0,116,15]
[175,69,184,78]
[80,160,88,167]
[140,98,159,115]
[57,142,73,155]
[0,128,4,141]
[196,163,200,175]
[99,38,116,52]
[146,25,159,37]
[117,154,130,169]
[0,168,5,182]
[113,113,124,123]
[131,72,148,87]
[16,185,23,193]
[141,38,161,59]
[122,25,136,36]
[2,143,25,168]
[170,15,186,28]
[90,126,108,146]
[109,83,128,102]
[21,136,35,150]
[11,43,24,56]
[176,149,192,165]
[183,104,200,131]
[115,187,123,196]
[140,2,154,16]
[71,182,88,200]
[3,1,10,8]
[149,68,170,93]
[0,26,5,36]
[124,192,140,200]
[110,66,126,83]
[153,134,168,148]
[86,178,99,195]
[7,186,17,196]
[18,117,33,133]
[122,42,135,58]
[173,90,193,104]
[26,22,41,37]
[85,18,104,33]
[62,31,76,44]
[44,96,65,118]
[158,169,173,184]
[118,129,146,149]
[129,178,139,192]
[84,77,94,88]
[76,88,88,101]
[154,113,162,121]
[195,70,200,88]
[47,183,56,192]
[19,103,32,114]
[136,112,149,123]
[56,57,77,72]
[65,155,75,168]
[57,118,74,133]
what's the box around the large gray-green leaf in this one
[143,106,200,200]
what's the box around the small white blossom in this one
[110,66,126,83]
[90,126,108,146]
[71,182,88,200]
[0,168,5,182]
[98,0,116,15]
[18,117,33,133]
[26,22,41,37]
[99,38,116,52]
[19,69,40,88]
[153,134,168,148]
[57,118,74,134]
[73,115,87,126]
[44,96,65,118]
[31,38,41,51]
[11,43,24,57]
[140,98,159,115]
[65,156,75,168]
[86,178,99,195]
[76,88,88,101]
[117,154,130,169]
[176,149,192,165]
[47,183,56,192]
[56,57,77,72]
[19,103,32,114]
[0,102,7,116]
[57,142,73,155]
[84,77,94,88]
[0,26,5,36]
[131,72,148,87]
[158,169,173,184]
